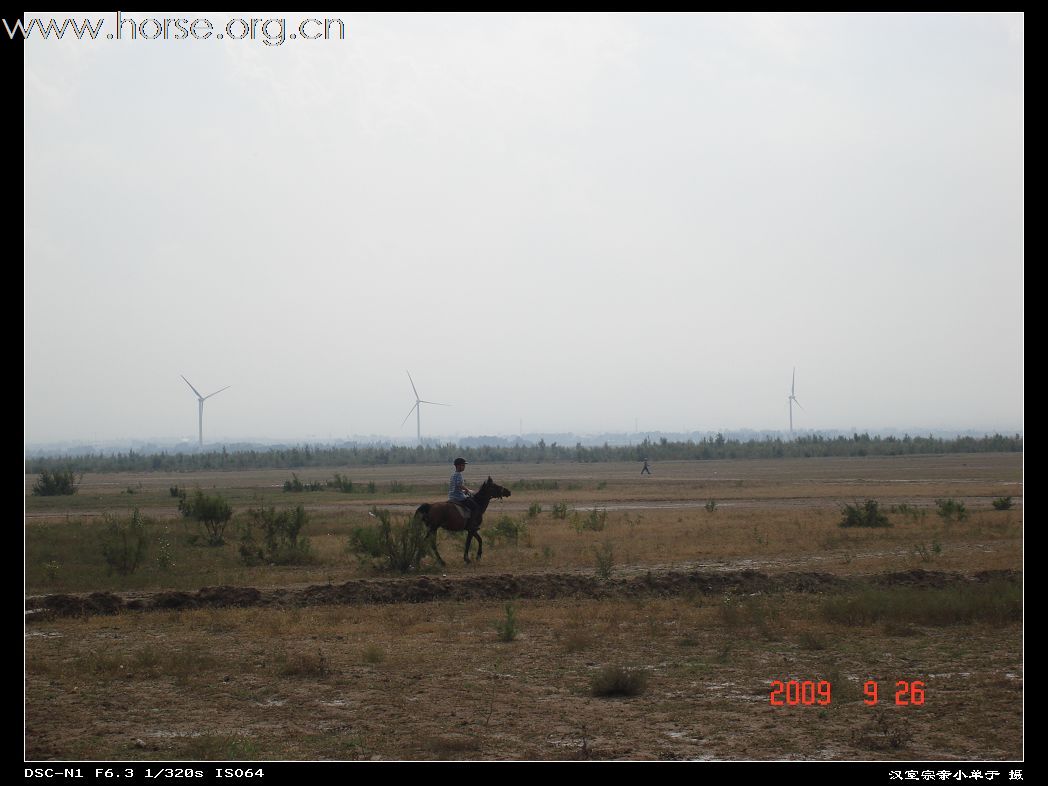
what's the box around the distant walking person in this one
[641,459,652,475]
[449,457,479,520]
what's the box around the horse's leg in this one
[474,530,483,561]
[429,526,445,567]
[463,531,473,564]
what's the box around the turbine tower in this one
[788,367,804,436]
[181,376,231,448]
[401,371,448,446]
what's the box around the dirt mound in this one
[35,592,124,617]
[195,586,264,607]
[25,567,1020,622]
[868,569,1020,589]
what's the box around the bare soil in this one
[25,454,1023,761]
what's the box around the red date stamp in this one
[769,679,926,706]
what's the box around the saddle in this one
[450,502,472,520]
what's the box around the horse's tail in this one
[414,503,430,523]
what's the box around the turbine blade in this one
[181,375,204,399]
[791,367,796,396]
[203,385,231,400]
[406,371,420,400]
[401,403,419,427]
[794,398,804,411]
[419,400,450,407]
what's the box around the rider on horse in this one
[449,457,480,522]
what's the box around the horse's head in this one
[480,476,511,500]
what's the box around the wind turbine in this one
[788,367,804,437]
[181,376,231,448]
[401,371,448,446]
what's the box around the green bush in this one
[283,473,322,492]
[328,473,354,493]
[527,502,542,518]
[32,468,80,496]
[495,603,519,642]
[935,498,968,523]
[381,513,429,572]
[991,496,1014,511]
[839,499,890,528]
[580,508,607,532]
[347,524,385,560]
[346,508,429,573]
[705,499,717,513]
[99,508,151,575]
[551,502,569,520]
[492,515,527,546]
[239,503,312,565]
[179,490,233,545]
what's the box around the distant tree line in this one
[24,433,1022,474]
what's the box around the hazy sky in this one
[24,12,1023,444]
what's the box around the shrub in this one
[935,498,968,523]
[43,560,60,583]
[493,515,527,546]
[381,512,430,572]
[495,603,519,642]
[839,499,890,528]
[590,666,648,697]
[328,473,354,493]
[347,508,429,573]
[99,508,151,575]
[991,496,1014,511]
[179,490,233,545]
[32,468,81,496]
[283,474,322,492]
[705,499,717,513]
[551,502,569,520]
[239,503,312,565]
[527,502,542,518]
[583,508,607,531]
[154,527,175,570]
[347,524,385,560]
[169,485,183,498]
[594,541,614,580]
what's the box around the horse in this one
[414,476,511,565]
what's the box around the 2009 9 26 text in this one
[769,679,926,706]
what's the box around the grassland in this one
[24,453,1022,760]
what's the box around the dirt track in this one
[26,567,1019,621]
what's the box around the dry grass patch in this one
[276,649,331,678]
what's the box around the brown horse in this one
[414,477,511,565]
